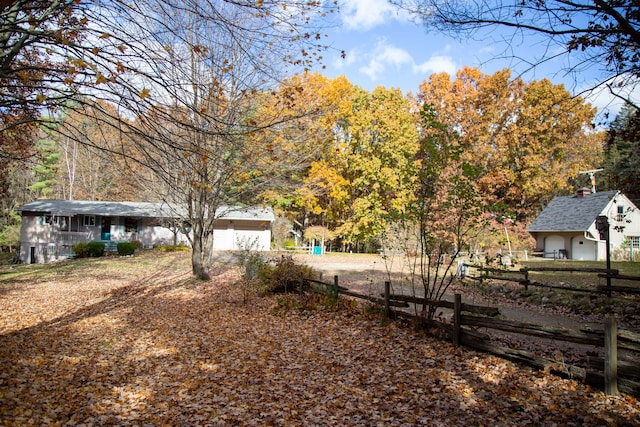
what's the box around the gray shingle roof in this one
[527,190,618,232]
[16,200,274,221]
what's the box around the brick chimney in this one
[576,188,591,198]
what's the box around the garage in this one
[544,235,566,258]
[571,237,596,260]
[212,207,274,251]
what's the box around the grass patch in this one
[0,250,192,285]
[519,259,640,288]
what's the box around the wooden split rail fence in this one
[462,264,640,296]
[302,274,640,397]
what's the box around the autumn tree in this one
[1,0,96,195]
[291,84,420,250]
[393,104,485,320]
[53,1,335,280]
[55,102,144,201]
[0,1,90,117]
[335,86,420,246]
[264,74,355,232]
[394,0,640,106]
[414,67,602,220]
[249,73,349,211]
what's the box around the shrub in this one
[283,239,296,250]
[72,242,89,258]
[237,251,267,280]
[131,240,144,250]
[87,241,105,258]
[256,255,317,295]
[117,242,136,256]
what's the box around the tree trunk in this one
[191,219,214,281]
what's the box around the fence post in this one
[479,265,484,285]
[523,268,529,291]
[384,281,391,318]
[604,314,619,396]
[453,294,461,347]
[333,275,339,300]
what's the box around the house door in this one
[101,217,111,240]
[544,235,565,258]
[29,247,36,264]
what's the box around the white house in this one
[527,189,640,261]
[16,200,274,264]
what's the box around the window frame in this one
[124,217,138,233]
[83,215,96,227]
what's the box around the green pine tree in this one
[29,132,61,198]
[603,105,640,206]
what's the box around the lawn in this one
[0,251,639,426]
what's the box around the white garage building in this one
[528,189,640,261]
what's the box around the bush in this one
[72,242,89,258]
[117,242,136,256]
[256,255,317,295]
[237,251,267,280]
[87,241,105,257]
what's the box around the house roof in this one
[16,200,275,222]
[527,190,619,233]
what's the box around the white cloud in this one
[413,55,457,76]
[358,39,457,82]
[339,0,408,31]
[359,39,413,81]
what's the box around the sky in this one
[311,0,638,122]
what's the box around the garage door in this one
[572,237,596,261]
[544,235,565,258]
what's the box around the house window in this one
[55,216,69,231]
[40,215,69,230]
[83,215,96,227]
[616,205,625,222]
[124,217,138,233]
[631,236,640,249]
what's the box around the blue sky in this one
[312,0,637,121]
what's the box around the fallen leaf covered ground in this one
[1,252,639,426]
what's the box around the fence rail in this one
[461,263,640,295]
[303,274,640,397]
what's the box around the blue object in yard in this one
[313,246,322,255]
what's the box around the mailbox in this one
[595,215,609,240]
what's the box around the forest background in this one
[1,1,639,274]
